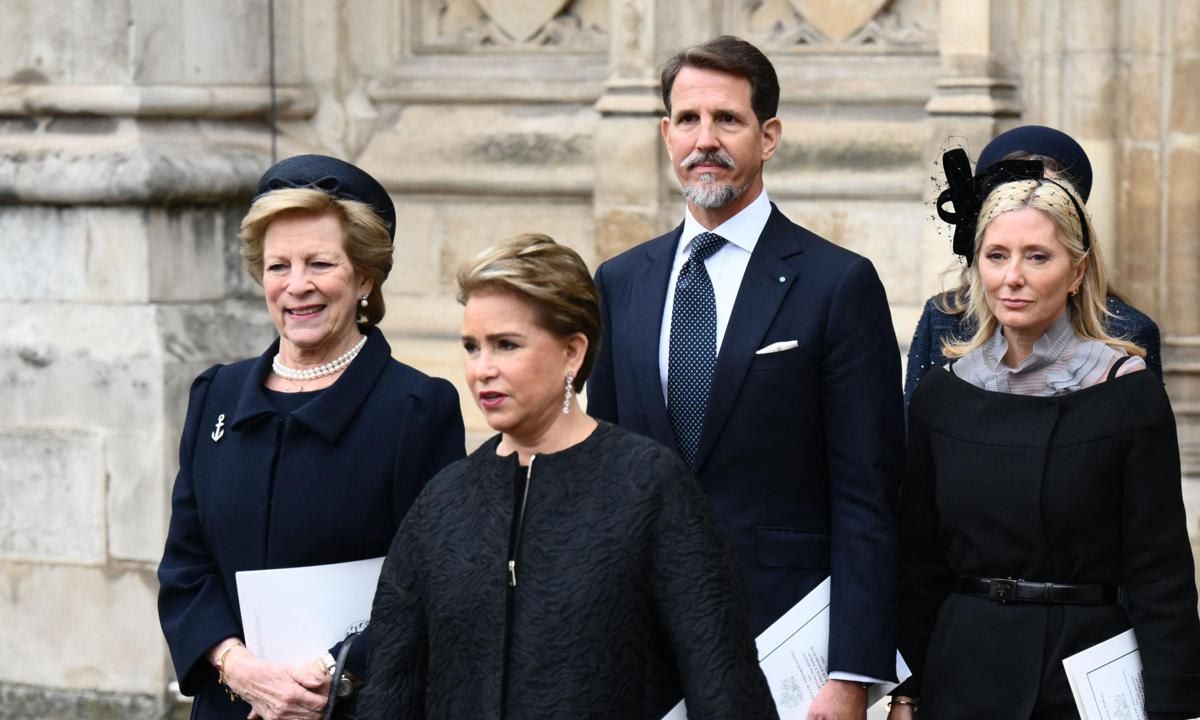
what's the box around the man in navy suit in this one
[587,36,905,719]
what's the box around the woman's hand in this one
[887,696,917,720]
[222,646,330,720]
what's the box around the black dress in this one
[897,367,1200,718]
[359,422,778,720]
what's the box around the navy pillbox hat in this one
[977,125,1094,202]
[255,154,396,242]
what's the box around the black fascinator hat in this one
[936,148,1090,266]
[255,154,396,243]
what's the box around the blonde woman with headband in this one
[890,162,1200,718]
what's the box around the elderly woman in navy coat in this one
[157,155,465,720]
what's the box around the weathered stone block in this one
[1170,56,1200,134]
[775,198,925,309]
[1166,145,1200,334]
[0,1,133,84]
[1124,56,1164,143]
[387,201,441,296]
[0,304,161,430]
[0,430,105,564]
[360,104,597,196]
[1117,149,1163,317]
[0,562,164,694]
[147,206,245,302]
[0,682,163,720]
[106,429,166,563]
[129,0,283,85]
[436,200,596,286]
[0,207,149,303]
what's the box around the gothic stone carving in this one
[417,0,608,52]
[735,0,937,51]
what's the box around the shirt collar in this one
[984,307,1075,374]
[678,188,771,257]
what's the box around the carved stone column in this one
[925,0,1022,156]
[593,0,666,260]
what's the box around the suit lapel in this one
[627,227,680,450]
[694,206,805,471]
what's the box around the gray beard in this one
[681,174,747,209]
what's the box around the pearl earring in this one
[360,296,368,308]
[562,372,575,415]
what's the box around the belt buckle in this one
[989,578,1018,603]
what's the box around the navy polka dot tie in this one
[668,232,727,466]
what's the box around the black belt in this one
[958,576,1121,605]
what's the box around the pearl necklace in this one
[272,335,367,381]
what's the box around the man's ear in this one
[661,116,673,160]
[760,117,782,162]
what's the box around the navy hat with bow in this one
[255,154,396,243]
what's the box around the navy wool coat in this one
[158,326,465,720]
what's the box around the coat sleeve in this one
[819,256,905,680]
[337,376,465,680]
[358,509,428,720]
[1121,401,1200,718]
[903,298,937,415]
[585,262,618,423]
[650,449,780,720]
[157,365,243,696]
[893,409,956,698]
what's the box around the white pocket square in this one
[755,340,799,355]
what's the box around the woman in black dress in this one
[359,234,777,719]
[890,161,1200,718]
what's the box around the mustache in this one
[680,149,736,170]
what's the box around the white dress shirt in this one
[658,189,771,402]
[657,188,889,688]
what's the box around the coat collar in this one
[229,325,393,443]
[693,203,806,470]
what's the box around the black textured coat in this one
[157,327,466,720]
[360,422,778,720]
[897,368,1200,719]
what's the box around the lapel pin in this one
[211,413,226,442]
[778,276,786,283]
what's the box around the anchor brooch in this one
[211,413,226,442]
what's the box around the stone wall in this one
[0,1,1196,717]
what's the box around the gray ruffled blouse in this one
[952,309,1145,396]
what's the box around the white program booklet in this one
[235,556,384,664]
[1062,629,1148,720]
[663,577,911,719]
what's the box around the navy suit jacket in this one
[588,204,905,680]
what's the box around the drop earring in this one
[562,372,575,415]
[360,296,368,308]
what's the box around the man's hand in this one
[807,678,867,720]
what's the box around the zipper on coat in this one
[501,455,534,718]
[508,456,534,587]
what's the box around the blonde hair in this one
[239,188,393,326]
[456,233,600,391]
[942,178,1144,359]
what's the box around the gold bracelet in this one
[888,697,918,709]
[215,642,245,702]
